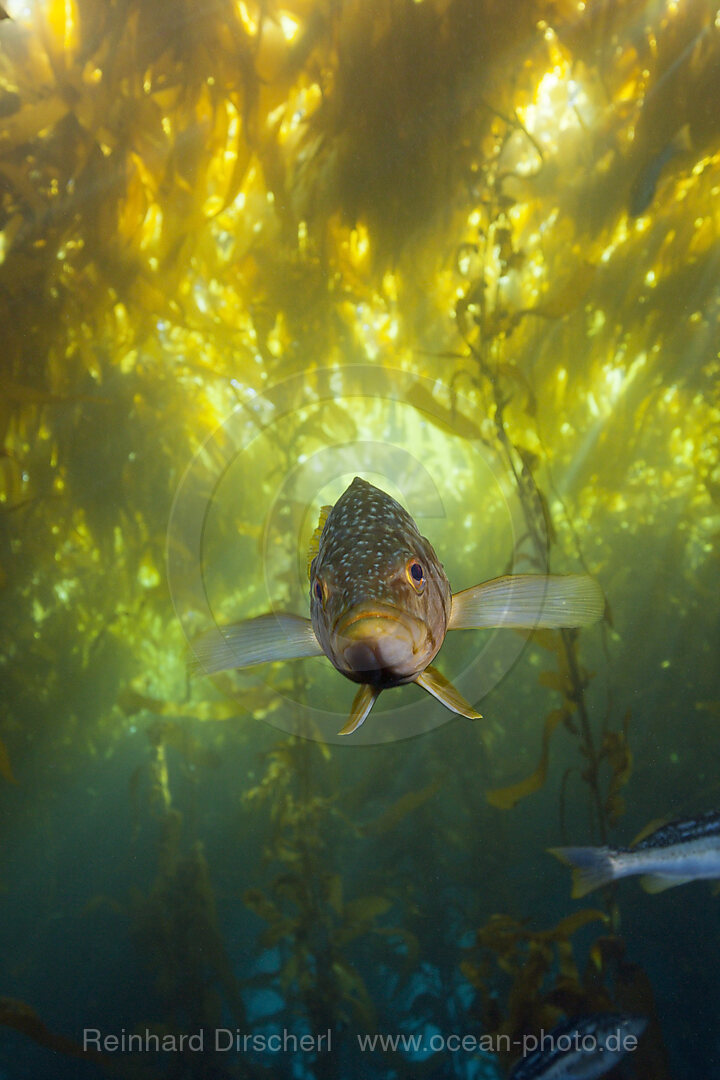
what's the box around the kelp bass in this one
[193,478,604,735]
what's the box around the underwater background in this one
[1,0,719,1076]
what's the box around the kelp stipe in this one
[127,727,248,1076]
[240,731,449,1069]
[438,144,633,845]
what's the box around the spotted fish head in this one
[309,478,451,687]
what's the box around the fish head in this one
[591,1013,648,1055]
[614,1015,648,1043]
[309,478,451,687]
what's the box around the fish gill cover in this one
[0,0,718,1077]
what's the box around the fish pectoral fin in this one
[448,574,604,631]
[337,684,380,736]
[640,873,696,894]
[190,613,323,675]
[415,666,481,720]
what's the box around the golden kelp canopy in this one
[1,0,718,757]
[0,0,719,1074]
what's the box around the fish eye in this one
[406,559,425,593]
[313,579,326,604]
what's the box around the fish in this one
[628,125,692,217]
[192,477,604,735]
[509,1013,647,1080]
[625,21,718,217]
[550,809,720,897]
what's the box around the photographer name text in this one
[84,1028,333,1054]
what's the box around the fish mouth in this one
[333,604,428,683]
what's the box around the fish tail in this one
[549,846,617,898]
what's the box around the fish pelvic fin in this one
[448,574,604,631]
[640,873,696,894]
[338,684,380,736]
[415,666,482,720]
[548,846,616,899]
[190,613,323,675]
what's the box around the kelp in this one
[434,94,641,846]
[462,915,674,1078]
[124,737,257,1079]
[461,908,611,1069]
[240,734,430,1058]
[1,0,717,777]
[588,936,673,1079]
[488,626,634,839]
[486,707,566,811]
[0,997,156,1079]
[131,839,249,1052]
[0,0,718,1075]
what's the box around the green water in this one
[0,0,719,1077]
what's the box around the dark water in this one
[1,0,719,1077]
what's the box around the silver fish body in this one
[551,809,720,896]
[510,1014,647,1080]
